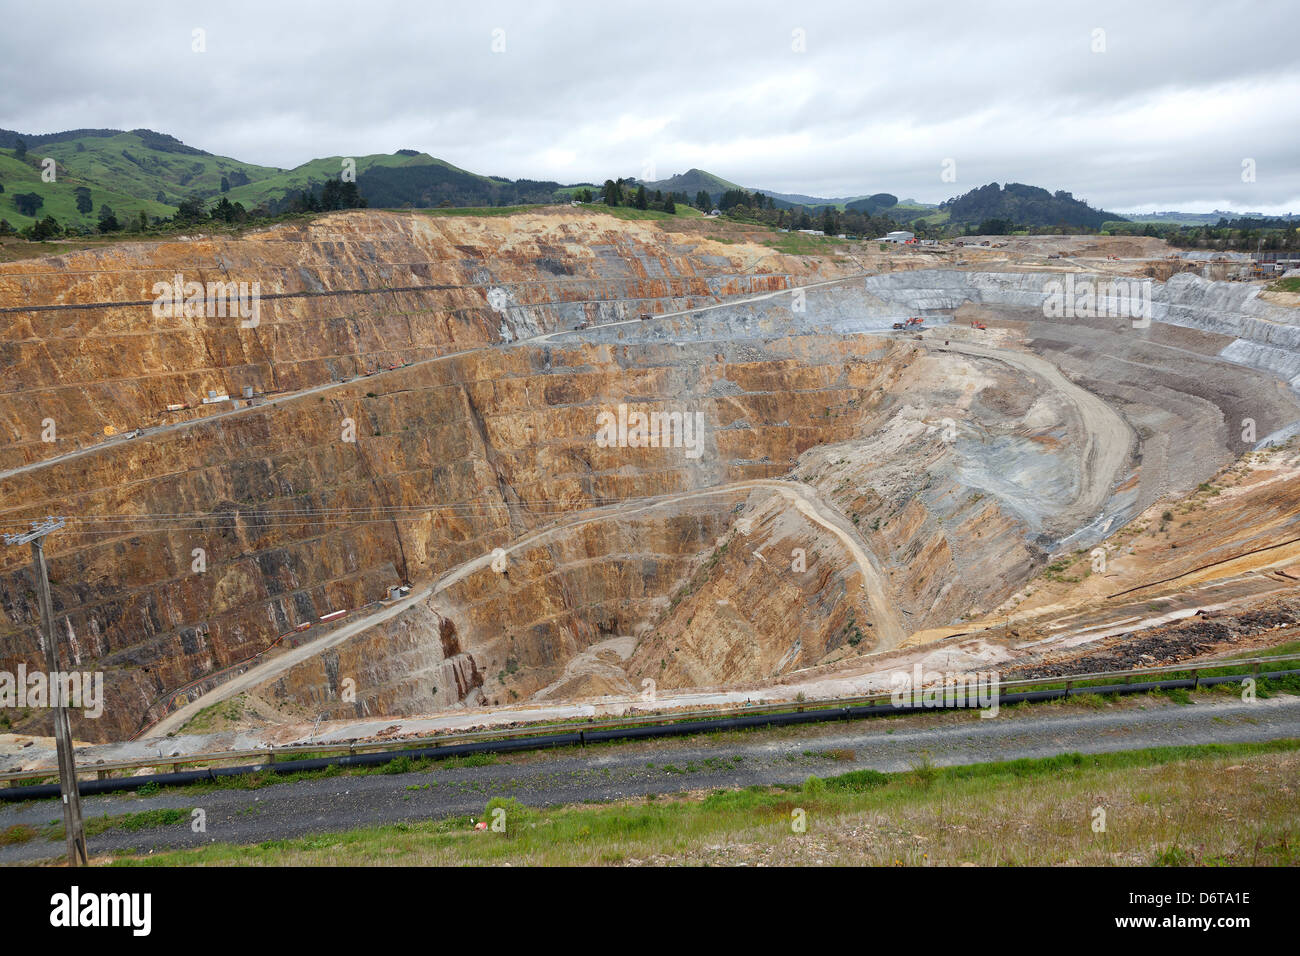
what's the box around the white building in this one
[876,231,915,244]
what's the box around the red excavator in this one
[970,320,987,330]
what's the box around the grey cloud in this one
[0,0,1296,212]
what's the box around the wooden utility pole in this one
[4,516,87,865]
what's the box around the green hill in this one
[638,168,741,201]
[11,129,276,203]
[0,129,1161,235]
[222,152,486,210]
[0,128,279,228]
[0,128,603,227]
[940,182,1125,230]
[0,148,176,230]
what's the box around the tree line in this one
[0,175,367,241]
[1105,217,1300,251]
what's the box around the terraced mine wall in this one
[869,270,1300,391]
[575,269,1300,392]
[249,329,1080,719]
[5,214,1300,740]
[0,209,851,470]
[1,209,859,739]
[0,318,918,740]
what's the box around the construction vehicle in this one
[970,320,987,330]
[891,321,906,330]
[639,312,651,321]
[905,316,924,327]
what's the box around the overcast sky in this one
[3,0,1297,213]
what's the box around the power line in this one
[0,490,750,537]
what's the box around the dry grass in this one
[657,750,1297,867]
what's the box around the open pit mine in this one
[3,209,1300,762]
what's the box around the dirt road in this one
[3,273,873,484]
[922,336,1134,531]
[147,477,899,737]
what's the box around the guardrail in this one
[3,652,1298,797]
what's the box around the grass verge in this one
[107,739,1300,867]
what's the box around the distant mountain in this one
[844,193,901,214]
[7,130,1256,233]
[1121,210,1298,226]
[636,170,942,215]
[754,189,869,207]
[636,168,740,200]
[638,169,865,210]
[940,182,1125,230]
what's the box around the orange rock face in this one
[6,211,1191,742]
[1,210,880,740]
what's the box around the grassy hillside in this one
[593,204,705,221]
[0,129,581,228]
[415,202,705,222]
[31,130,277,204]
[0,148,176,229]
